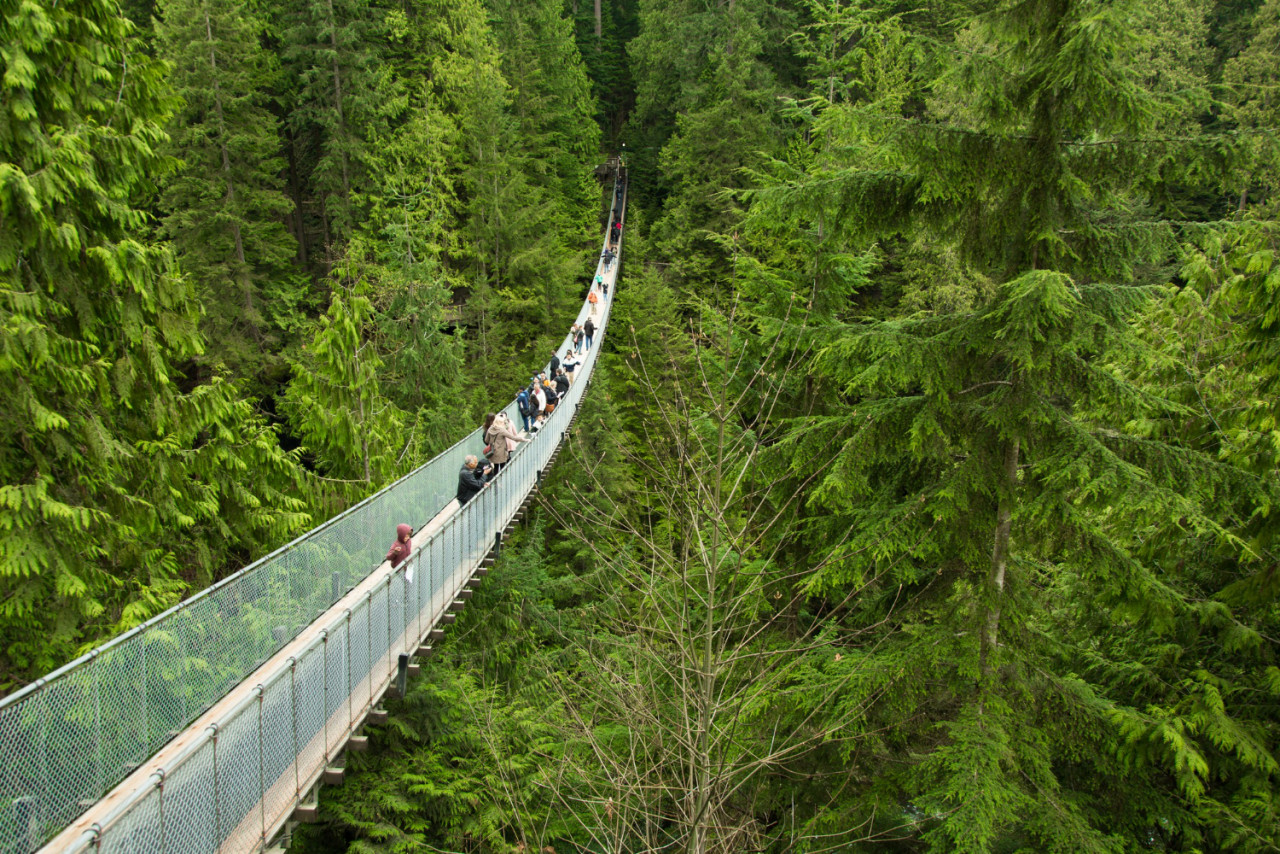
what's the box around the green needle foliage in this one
[154,0,307,393]
[0,0,308,686]
[283,276,401,490]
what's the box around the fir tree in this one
[741,0,1269,848]
[154,0,305,392]
[277,0,392,249]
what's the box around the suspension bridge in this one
[0,166,628,854]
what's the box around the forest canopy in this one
[2,0,1279,851]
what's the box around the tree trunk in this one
[203,8,246,269]
[325,0,352,204]
[594,0,602,44]
[980,438,1019,679]
[287,129,309,267]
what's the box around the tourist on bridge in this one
[485,411,528,474]
[516,386,534,431]
[602,248,615,271]
[385,523,414,569]
[550,352,560,377]
[584,317,595,349]
[572,324,585,354]
[542,379,560,414]
[588,287,600,316]
[457,455,493,505]
[600,278,609,300]
[562,353,580,384]
[555,368,570,396]
[532,380,548,417]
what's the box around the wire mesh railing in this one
[1,174,626,854]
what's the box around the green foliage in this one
[0,0,308,686]
[283,276,401,487]
[154,0,307,393]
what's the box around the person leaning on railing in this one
[485,411,528,476]
[385,523,414,568]
[457,455,493,505]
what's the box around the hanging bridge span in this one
[0,167,628,854]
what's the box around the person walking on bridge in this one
[457,455,492,505]
[562,353,580,385]
[517,386,534,431]
[584,317,595,349]
[385,523,414,568]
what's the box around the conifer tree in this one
[277,0,391,249]
[741,0,1269,848]
[1224,0,1280,211]
[627,0,797,287]
[0,0,308,685]
[354,97,467,455]
[154,0,305,392]
[283,275,401,488]
[486,0,602,223]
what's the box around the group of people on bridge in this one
[382,232,618,571]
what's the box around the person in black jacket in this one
[584,318,595,349]
[550,352,560,377]
[555,368,570,396]
[457,455,492,505]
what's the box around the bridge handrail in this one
[0,174,626,853]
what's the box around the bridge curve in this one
[0,168,628,854]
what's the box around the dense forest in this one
[3,0,1280,850]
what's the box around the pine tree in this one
[353,95,468,456]
[486,0,602,224]
[154,0,305,392]
[627,0,798,288]
[277,0,392,249]
[1224,0,1280,212]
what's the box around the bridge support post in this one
[395,653,409,698]
[494,531,502,559]
[11,796,36,853]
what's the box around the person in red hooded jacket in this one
[385,523,414,568]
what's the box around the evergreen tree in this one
[740,0,1271,848]
[1224,0,1280,212]
[354,96,468,456]
[277,0,391,250]
[627,0,798,287]
[0,0,308,685]
[154,0,305,392]
[486,0,602,224]
[282,274,401,489]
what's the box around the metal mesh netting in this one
[6,178,625,854]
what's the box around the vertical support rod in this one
[395,654,409,699]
